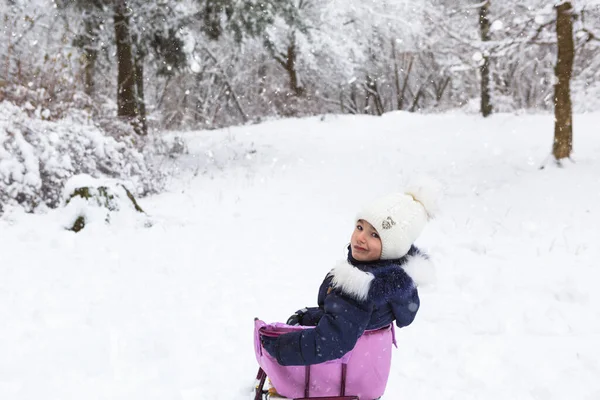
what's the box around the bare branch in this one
[264,39,288,68]
[427,12,480,51]
[530,20,556,43]
[579,28,600,43]
[200,46,248,123]
[12,11,43,47]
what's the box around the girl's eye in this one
[371,233,380,239]
[356,225,363,231]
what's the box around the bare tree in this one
[81,15,100,96]
[391,43,414,111]
[478,0,493,117]
[553,2,575,162]
[266,32,305,97]
[113,0,143,134]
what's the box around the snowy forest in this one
[4,0,600,124]
[1,0,600,213]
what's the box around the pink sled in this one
[254,318,397,400]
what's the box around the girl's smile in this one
[350,219,382,261]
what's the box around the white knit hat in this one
[356,178,441,260]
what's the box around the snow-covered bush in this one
[61,174,148,232]
[142,134,189,160]
[0,83,94,122]
[0,101,165,215]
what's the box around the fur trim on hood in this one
[328,252,433,302]
[329,260,374,302]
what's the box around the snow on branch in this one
[464,0,491,10]
[577,27,600,43]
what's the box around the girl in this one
[262,184,437,366]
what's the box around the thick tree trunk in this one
[553,2,574,162]
[113,0,142,134]
[479,0,493,117]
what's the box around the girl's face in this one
[351,219,382,262]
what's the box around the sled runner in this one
[253,318,396,400]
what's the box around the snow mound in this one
[61,174,150,232]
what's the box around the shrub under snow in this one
[61,174,149,232]
[0,101,165,215]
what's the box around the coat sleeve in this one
[390,285,420,328]
[295,274,332,326]
[273,290,373,366]
[299,307,324,326]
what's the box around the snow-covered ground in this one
[1,111,600,400]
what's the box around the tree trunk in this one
[258,55,267,96]
[433,76,451,103]
[83,17,98,97]
[392,39,402,109]
[410,85,425,112]
[134,48,147,135]
[479,0,493,117]
[265,35,304,97]
[553,2,574,162]
[83,48,97,96]
[113,0,142,134]
[365,74,384,116]
[398,53,413,111]
[349,82,359,114]
[285,37,304,97]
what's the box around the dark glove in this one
[261,335,278,359]
[286,308,308,326]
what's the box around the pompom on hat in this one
[355,177,442,260]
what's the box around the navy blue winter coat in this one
[263,246,426,366]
